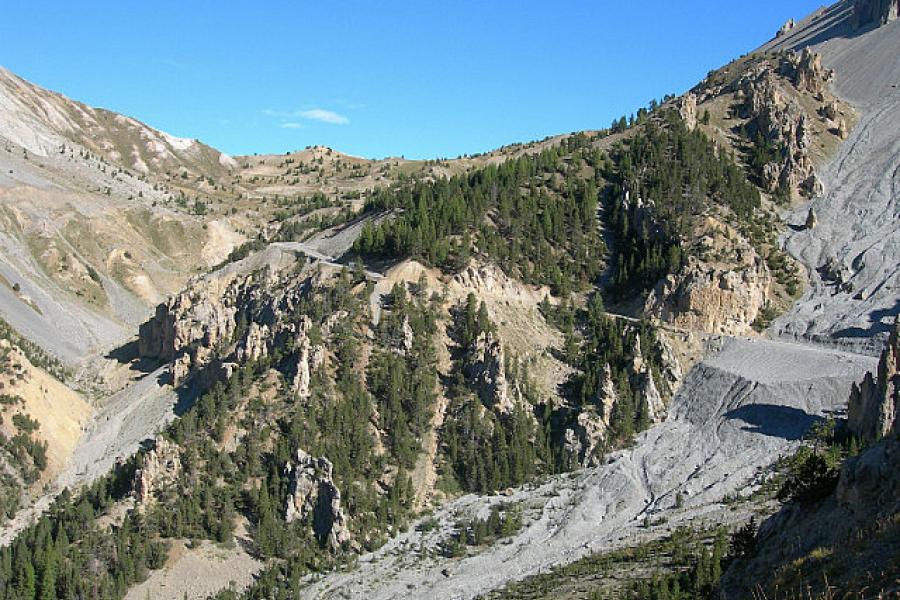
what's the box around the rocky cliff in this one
[645,219,773,336]
[738,55,825,197]
[138,255,327,391]
[563,327,677,467]
[132,437,181,505]
[466,331,515,414]
[848,317,899,442]
[284,449,353,549]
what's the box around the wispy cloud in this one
[264,107,350,126]
[297,108,349,125]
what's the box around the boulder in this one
[805,207,817,229]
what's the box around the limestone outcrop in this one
[776,18,795,37]
[847,318,899,442]
[564,364,617,466]
[805,207,817,229]
[677,92,698,131]
[133,437,181,504]
[284,449,352,548]
[564,329,678,467]
[740,64,822,197]
[645,221,772,336]
[466,331,514,413]
[138,264,326,390]
[782,48,832,97]
[291,319,314,399]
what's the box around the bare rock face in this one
[400,315,415,355]
[740,54,831,198]
[138,278,238,383]
[852,0,900,28]
[655,332,685,391]
[133,437,181,504]
[284,449,352,548]
[291,317,313,399]
[467,331,514,413]
[645,222,773,336]
[631,335,667,422]
[564,363,617,466]
[138,264,328,388]
[677,92,698,131]
[786,48,832,97]
[848,318,899,442]
[237,322,269,363]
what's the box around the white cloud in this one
[264,107,350,127]
[297,108,349,125]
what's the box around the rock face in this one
[784,48,832,97]
[847,318,900,442]
[292,321,313,399]
[853,0,899,28]
[645,220,773,336]
[631,335,667,422]
[564,364,617,466]
[740,60,824,197]
[284,449,352,548]
[467,331,514,413]
[133,437,181,504]
[138,279,238,371]
[677,92,698,131]
[138,264,326,390]
[564,330,678,467]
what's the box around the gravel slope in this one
[0,229,128,363]
[770,4,900,353]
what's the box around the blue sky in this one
[0,1,824,159]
